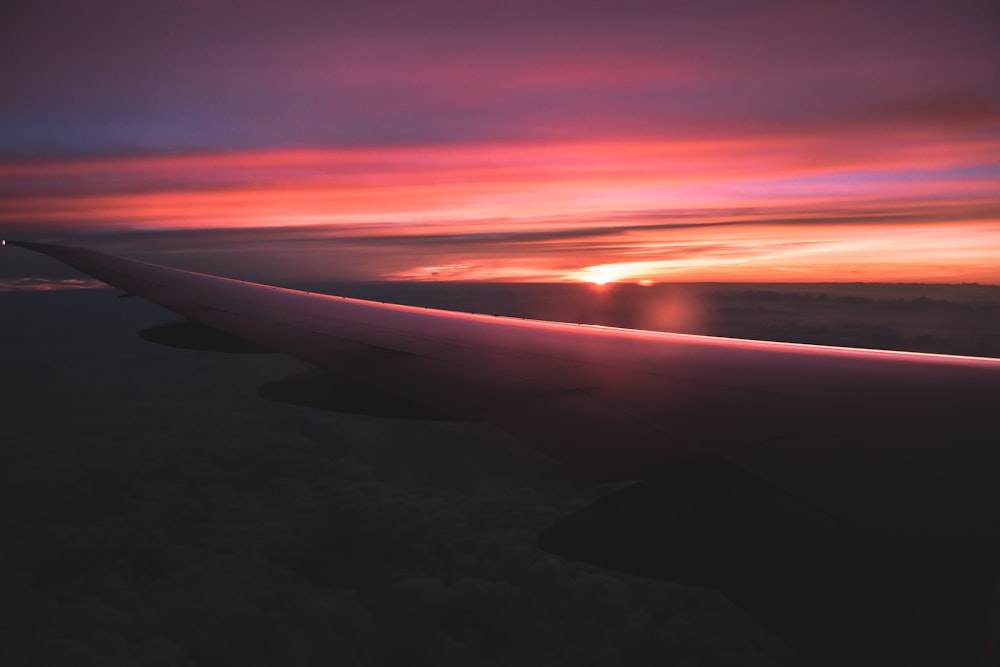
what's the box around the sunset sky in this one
[2,0,998,283]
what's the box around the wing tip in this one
[4,239,50,252]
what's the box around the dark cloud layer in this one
[1,290,793,666]
[4,282,998,665]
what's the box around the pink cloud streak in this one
[3,130,998,284]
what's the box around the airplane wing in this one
[10,240,1000,665]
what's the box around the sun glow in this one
[575,265,627,285]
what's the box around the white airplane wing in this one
[11,240,1000,665]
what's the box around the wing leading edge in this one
[11,240,1000,665]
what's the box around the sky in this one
[1,0,999,283]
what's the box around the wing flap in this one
[258,369,455,420]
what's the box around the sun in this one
[573,264,624,285]
[569,263,658,286]
[588,268,617,285]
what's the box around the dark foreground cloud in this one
[0,290,793,666]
